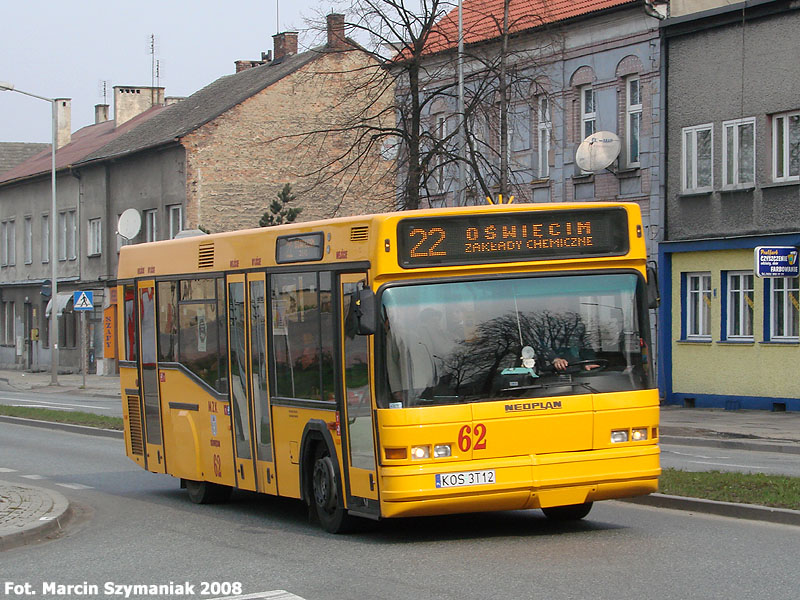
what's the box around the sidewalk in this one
[0,480,71,550]
[0,368,120,399]
[659,404,800,454]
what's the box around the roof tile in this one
[422,0,635,55]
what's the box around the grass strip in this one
[659,468,800,511]
[0,404,123,430]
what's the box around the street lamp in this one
[0,81,59,385]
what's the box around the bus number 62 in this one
[458,424,487,452]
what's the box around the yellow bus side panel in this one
[157,370,236,488]
[272,405,341,500]
[120,366,145,469]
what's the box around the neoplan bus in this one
[118,202,661,533]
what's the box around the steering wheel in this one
[565,359,608,373]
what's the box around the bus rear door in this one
[226,273,277,495]
[340,274,379,513]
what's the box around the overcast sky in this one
[0,0,326,143]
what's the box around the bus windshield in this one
[380,273,651,408]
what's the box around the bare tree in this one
[294,0,560,210]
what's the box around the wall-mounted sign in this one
[754,246,799,278]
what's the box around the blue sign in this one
[73,291,94,310]
[754,246,799,278]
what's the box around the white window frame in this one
[538,95,551,178]
[722,117,755,189]
[67,210,76,260]
[433,114,448,192]
[727,271,754,339]
[145,209,157,242]
[580,85,596,140]
[686,272,712,339]
[3,301,15,345]
[42,214,49,264]
[682,123,714,193]
[772,110,800,182]
[1,219,15,266]
[88,217,102,256]
[59,209,76,261]
[168,205,183,239]
[770,276,799,340]
[626,77,642,168]
[0,221,7,267]
[24,216,32,264]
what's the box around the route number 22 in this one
[409,227,447,258]
[458,424,487,452]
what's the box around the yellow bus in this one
[118,202,660,533]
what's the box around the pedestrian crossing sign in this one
[73,291,94,311]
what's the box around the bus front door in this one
[226,274,277,495]
[340,274,379,509]
[138,280,166,474]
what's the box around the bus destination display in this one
[275,232,324,264]
[397,208,629,268]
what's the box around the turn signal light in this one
[384,447,407,460]
[632,428,649,442]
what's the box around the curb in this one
[0,415,124,439]
[0,481,73,551]
[622,493,800,526]
[660,434,800,455]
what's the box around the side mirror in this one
[355,287,376,335]
[646,264,660,309]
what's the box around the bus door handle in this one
[238,464,245,479]
[369,473,375,491]
[157,450,162,464]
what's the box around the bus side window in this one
[270,271,333,402]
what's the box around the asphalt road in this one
[1,421,799,600]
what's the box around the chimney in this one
[95,104,110,124]
[114,85,165,126]
[327,13,347,50]
[55,98,71,148]
[272,31,298,61]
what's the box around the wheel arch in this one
[299,419,344,507]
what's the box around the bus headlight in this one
[433,444,452,458]
[611,429,629,444]
[632,428,648,442]
[411,445,431,460]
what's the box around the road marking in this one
[211,591,306,600]
[56,483,93,490]
[690,460,777,471]
[12,404,75,411]
[1,396,113,411]
[21,474,46,480]
[0,467,18,472]
[664,449,731,460]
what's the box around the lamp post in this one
[0,81,59,385]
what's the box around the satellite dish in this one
[575,131,621,173]
[117,208,141,240]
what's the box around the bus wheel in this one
[311,448,353,533]
[184,479,232,505]
[542,502,593,521]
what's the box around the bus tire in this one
[542,502,593,521]
[184,479,232,505]
[311,446,354,534]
